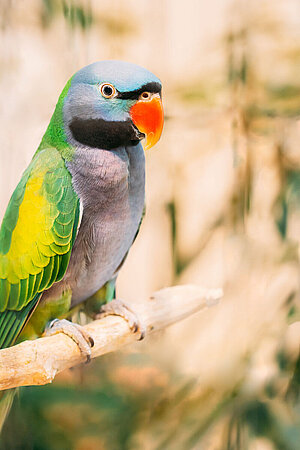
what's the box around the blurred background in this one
[0,0,300,448]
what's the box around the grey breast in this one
[64,143,145,305]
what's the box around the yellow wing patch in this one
[1,169,57,284]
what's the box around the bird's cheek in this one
[130,96,164,150]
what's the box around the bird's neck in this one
[36,77,75,161]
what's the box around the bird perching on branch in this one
[0,61,164,429]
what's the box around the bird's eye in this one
[100,83,116,99]
[140,91,151,100]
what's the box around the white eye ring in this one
[140,91,151,100]
[100,83,116,99]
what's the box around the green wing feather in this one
[0,148,79,348]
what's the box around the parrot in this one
[0,60,164,430]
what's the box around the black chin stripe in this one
[117,82,161,100]
[69,117,145,150]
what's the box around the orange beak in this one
[130,94,164,150]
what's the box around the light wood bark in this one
[0,285,222,391]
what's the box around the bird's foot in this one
[44,319,94,362]
[95,299,146,340]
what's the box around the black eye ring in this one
[100,83,116,99]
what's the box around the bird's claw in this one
[95,299,146,340]
[44,319,94,363]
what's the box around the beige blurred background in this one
[0,1,300,449]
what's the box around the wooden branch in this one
[0,285,222,391]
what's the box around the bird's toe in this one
[95,299,146,340]
[44,319,94,363]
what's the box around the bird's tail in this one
[0,296,41,434]
[0,389,16,433]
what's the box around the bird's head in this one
[62,60,164,151]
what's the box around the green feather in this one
[49,255,60,286]
[0,175,28,255]
[0,295,41,349]
[54,220,74,238]
[32,246,50,268]
[27,274,36,301]
[56,252,71,281]
[17,278,29,310]
[56,210,75,225]
[38,257,54,292]
[0,313,16,348]
[7,283,20,310]
[37,76,74,160]
[0,280,10,312]
[51,230,72,246]
[32,271,43,297]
